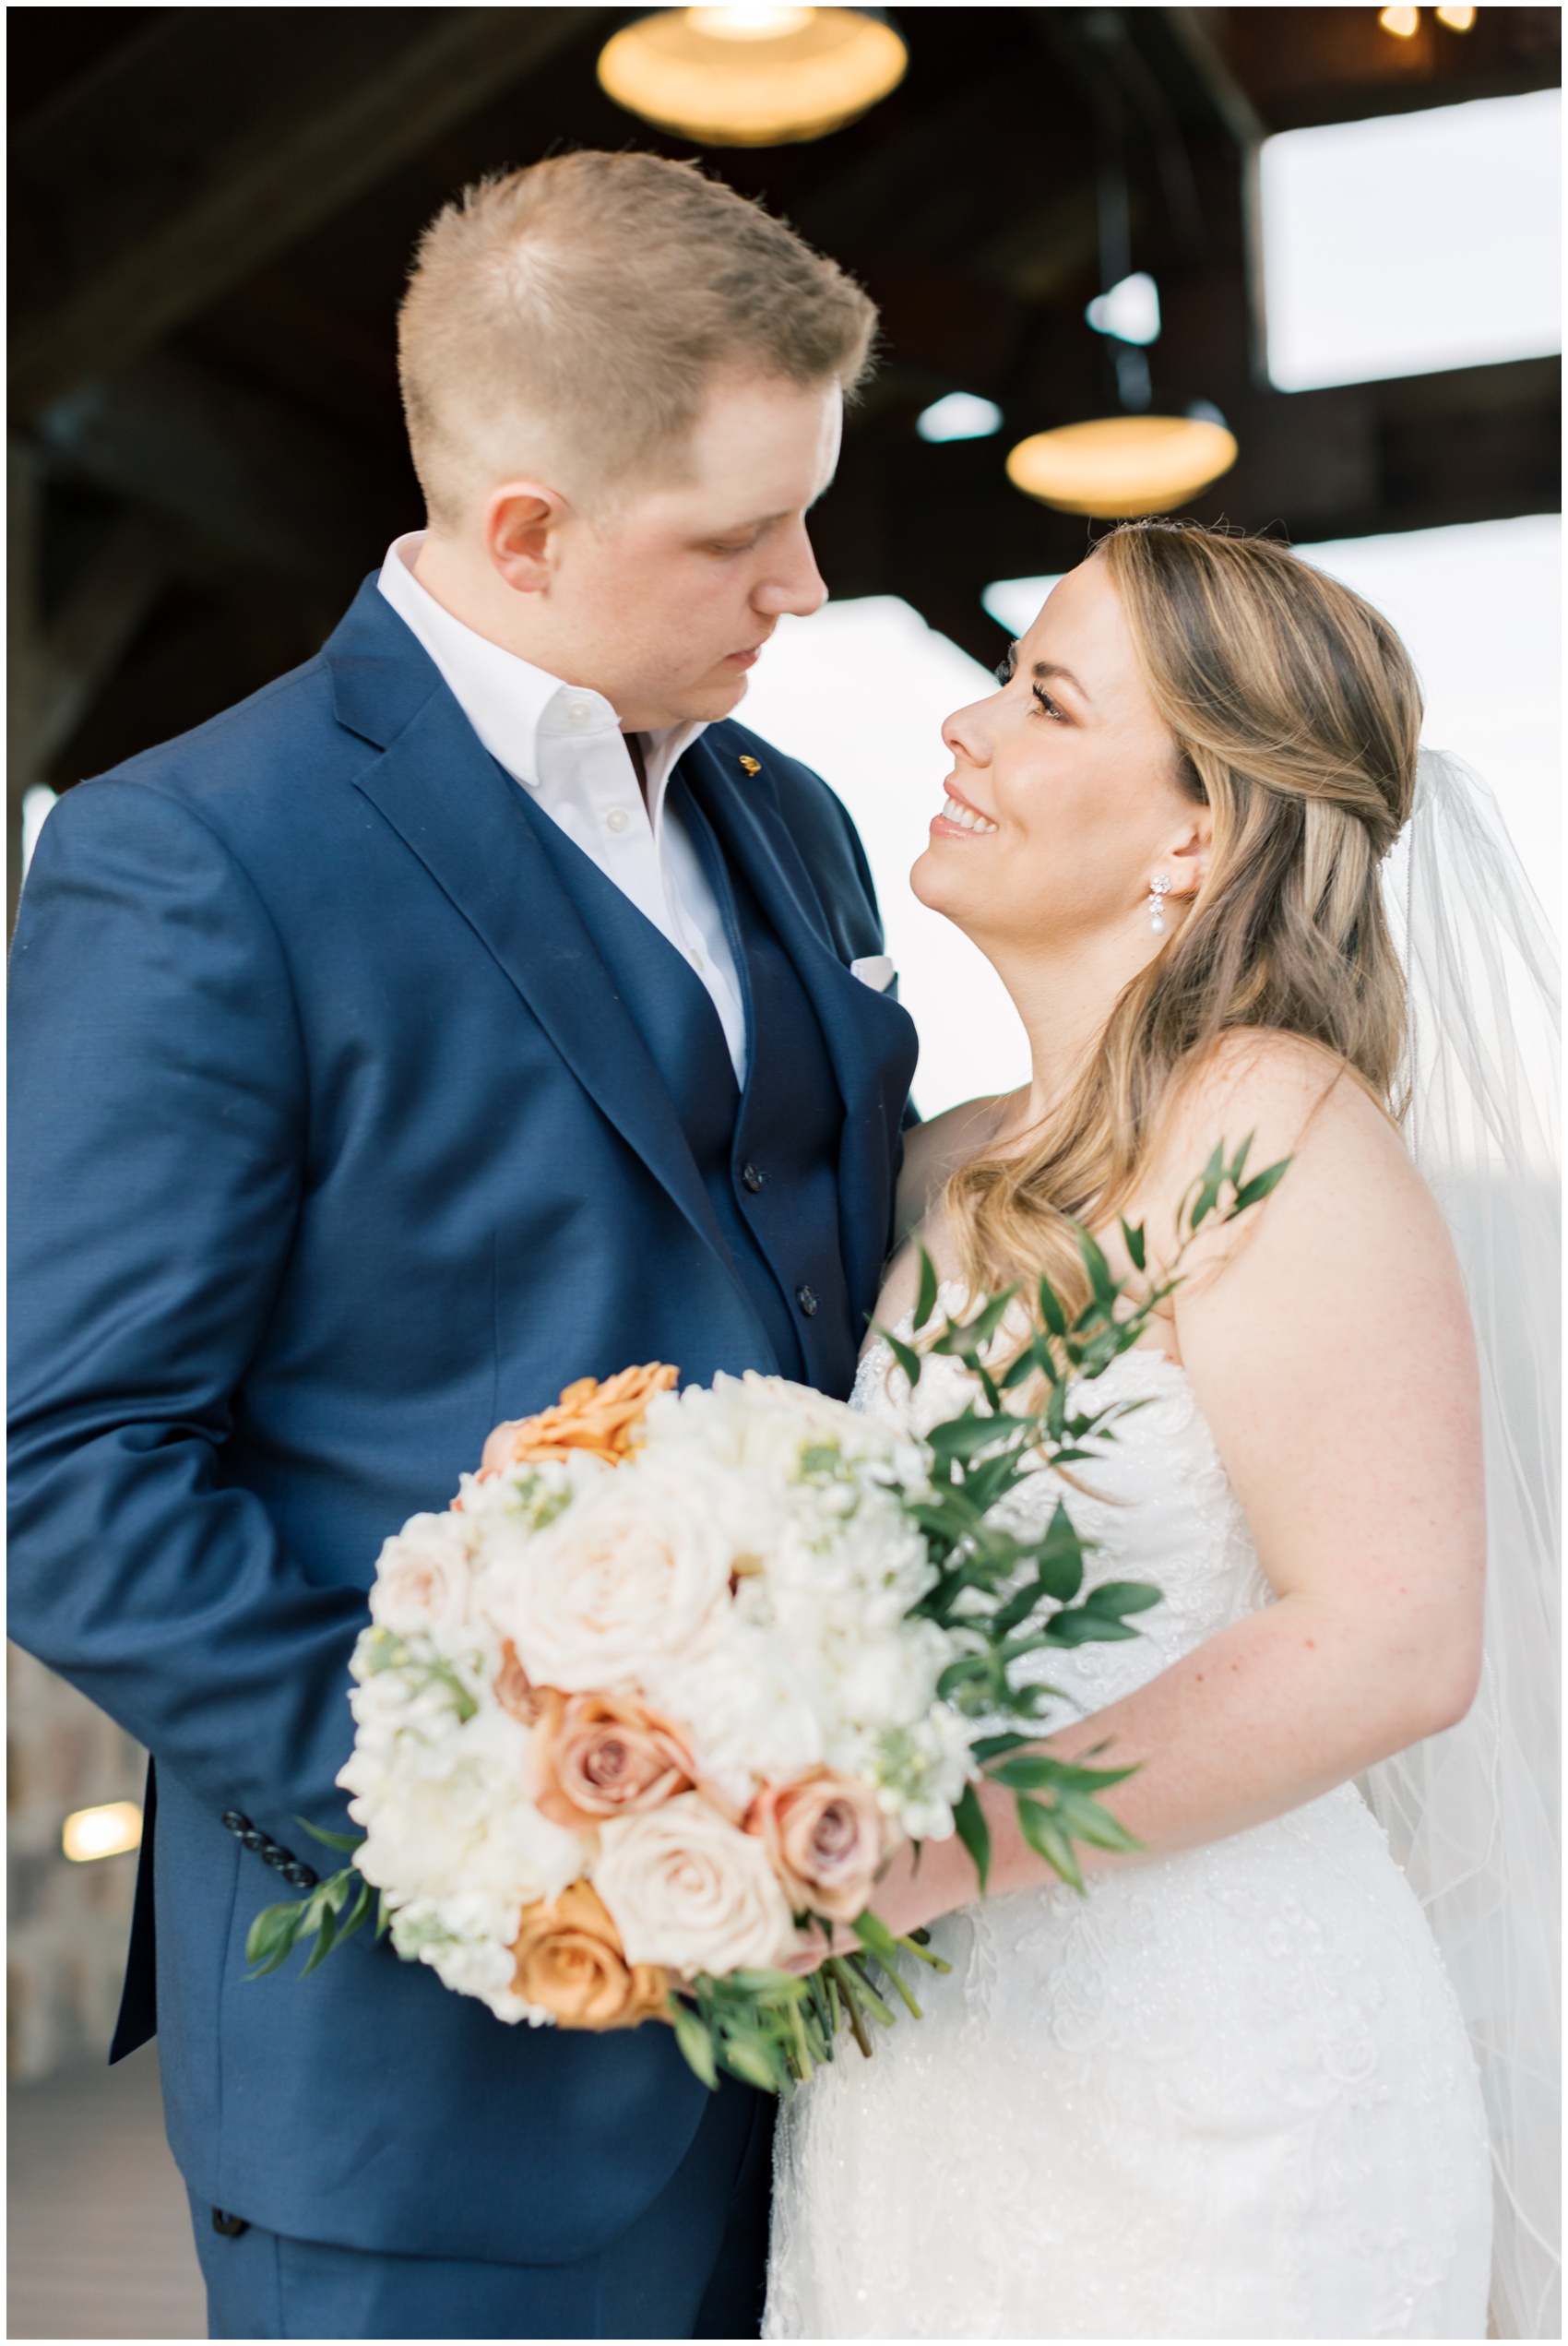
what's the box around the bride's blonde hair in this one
[945,519,1421,1312]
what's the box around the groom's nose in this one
[753,519,827,620]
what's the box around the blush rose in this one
[529,1691,695,1830]
[746,1771,889,1923]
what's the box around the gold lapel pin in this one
[738,755,761,777]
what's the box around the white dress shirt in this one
[377,534,749,1083]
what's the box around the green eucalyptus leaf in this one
[1016,1796,1085,1892]
[1233,1157,1292,1211]
[1076,1228,1120,1307]
[1054,1794,1143,1853]
[1188,1139,1227,1231]
[1036,1275,1068,1338]
[970,1732,1030,1763]
[953,1781,991,1893]
[244,1902,302,1969]
[1083,1580,1162,1617]
[1120,1217,1147,1272]
[873,1328,923,1388]
[293,1817,365,1854]
[719,2031,789,2093]
[914,1246,940,1333]
[1044,1611,1141,1646]
[671,2000,719,2090]
[299,1900,339,1977]
[927,1414,1013,1463]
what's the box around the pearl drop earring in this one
[1147,875,1171,937]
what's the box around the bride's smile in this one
[912,559,1208,1006]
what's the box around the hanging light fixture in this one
[1005,51,1238,523]
[1006,411,1238,519]
[597,7,908,148]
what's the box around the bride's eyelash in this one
[994,653,1015,687]
[1032,684,1065,722]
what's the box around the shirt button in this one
[796,1284,819,1317]
[689,947,705,971]
[605,807,629,833]
[742,1163,764,1194]
[567,703,590,726]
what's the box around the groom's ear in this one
[485,483,569,596]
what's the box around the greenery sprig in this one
[875,1133,1289,1896]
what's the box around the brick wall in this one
[7,1645,146,2078]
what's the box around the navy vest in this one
[515,769,859,1399]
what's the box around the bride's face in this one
[913,556,1206,958]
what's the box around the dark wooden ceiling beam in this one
[35,351,411,588]
[10,7,594,418]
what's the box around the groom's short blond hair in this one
[398,151,877,528]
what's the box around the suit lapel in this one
[680,734,919,1319]
[340,649,756,1304]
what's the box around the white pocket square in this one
[849,955,896,994]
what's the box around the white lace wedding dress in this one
[765,1304,1493,2340]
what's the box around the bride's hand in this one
[779,1921,860,1976]
[865,1832,977,1941]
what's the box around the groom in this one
[8,153,917,2340]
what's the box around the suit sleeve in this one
[7,779,367,1840]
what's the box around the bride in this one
[765,521,1538,2339]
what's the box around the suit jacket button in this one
[742,1163,764,1194]
[221,1811,252,1837]
[263,1847,291,1872]
[796,1285,819,1317]
[283,1863,318,1889]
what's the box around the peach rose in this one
[509,1879,671,2030]
[482,1364,679,1474]
[746,1771,889,1923]
[529,1691,695,1830]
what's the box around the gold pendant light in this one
[1006,413,1239,519]
[597,6,908,148]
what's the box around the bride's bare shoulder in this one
[1136,1029,1428,1273]
[874,1095,1013,1333]
[896,1093,1016,1238]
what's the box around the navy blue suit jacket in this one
[7,579,917,2263]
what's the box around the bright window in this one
[1260,88,1562,390]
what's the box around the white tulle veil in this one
[1369,749,1561,2340]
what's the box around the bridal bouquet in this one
[249,1141,1284,2090]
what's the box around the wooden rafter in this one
[11,7,594,417]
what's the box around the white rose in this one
[498,1455,732,1692]
[592,1793,797,1977]
[369,1512,475,1640]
